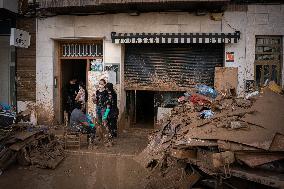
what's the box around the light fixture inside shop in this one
[129,11,140,16]
[195,10,207,16]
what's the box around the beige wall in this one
[36,5,284,125]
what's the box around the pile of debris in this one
[0,124,64,175]
[16,105,37,125]
[0,103,16,128]
[136,83,284,188]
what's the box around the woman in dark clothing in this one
[93,79,108,125]
[105,82,119,138]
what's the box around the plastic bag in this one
[196,85,218,99]
[245,91,259,99]
[200,110,214,119]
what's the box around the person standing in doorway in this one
[105,83,119,138]
[75,81,87,112]
[65,77,79,122]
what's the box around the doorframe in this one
[55,39,103,124]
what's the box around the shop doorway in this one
[136,90,155,128]
[126,90,185,129]
[126,90,155,129]
[61,59,87,121]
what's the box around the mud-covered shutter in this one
[124,44,223,91]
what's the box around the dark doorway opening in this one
[126,90,155,129]
[136,91,155,128]
[61,59,87,121]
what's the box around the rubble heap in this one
[136,85,284,188]
[0,124,65,175]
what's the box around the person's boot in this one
[87,136,93,150]
[104,131,113,147]
[104,140,113,147]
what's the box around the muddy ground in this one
[0,129,150,189]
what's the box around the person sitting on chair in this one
[70,102,95,144]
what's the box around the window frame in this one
[255,36,282,87]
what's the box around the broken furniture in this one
[64,129,81,149]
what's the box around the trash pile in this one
[16,103,38,125]
[0,103,16,127]
[136,83,284,188]
[0,124,64,175]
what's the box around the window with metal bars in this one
[255,36,282,87]
[60,41,103,58]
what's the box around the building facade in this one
[26,1,284,129]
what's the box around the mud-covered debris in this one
[136,86,284,188]
[234,98,252,108]
[268,81,283,94]
[229,121,248,130]
[245,91,259,99]
[0,124,65,174]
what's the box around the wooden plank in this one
[229,166,284,188]
[175,138,217,147]
[212,151,235,168]
[217,140,261,151]
[14,131,39,141]
[235,153,284,167]
[9,135,35,151]
[170,148,197,159]
[270,133,284,151]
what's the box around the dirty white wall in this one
[36,5,284,124]
[223,11,247,96]
[17,101,34,112]
[0,36,11,104]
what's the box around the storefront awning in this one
[111,31,240,44]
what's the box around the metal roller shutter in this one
[124,44,224,91]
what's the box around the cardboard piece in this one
[214,67,238,93]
